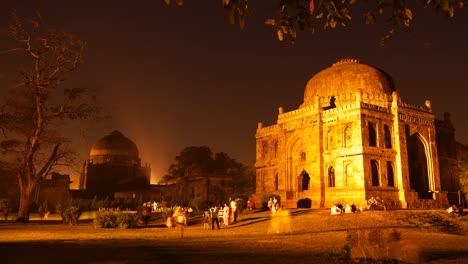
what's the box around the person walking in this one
[173,207,187,238]
[210,205,220,229]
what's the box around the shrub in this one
[116,210,140,229]
[61,206,81,226]
[297,198,312,208]
[189,197,207,210]
[94,208,140,229]
[55,202,63,214]
[0,199,10,209]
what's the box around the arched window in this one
[328,166,335,187]
[344,126,351,148]
[274,141,278,158]
[274,173,279,190]
[327,128,334,150]
[345,163,352,187]
[368,122,377,147]
[262,142,268,159]
[384,125,392,149]
[299,170,310,191]
[300,152,306,162]
[371,160,380,186]
[262,173,265,191]
[387,162,395,187]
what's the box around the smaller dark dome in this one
[90,130,139,158]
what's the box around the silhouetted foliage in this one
[164,0,467,46]
[159,146,255,195]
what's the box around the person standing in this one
[268,198,273,212]
[203,208,211,230]
[230,199,238,223]
[223,203,231,226]
[173,207,187,238]
[210,205,220,230]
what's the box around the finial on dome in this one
[425,99,432,110]
[333,57,360,66]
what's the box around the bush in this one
[189,197,207,210]
[297,198,312,208]
[0,198,9,209]
[94,208,140,229]
[61,206,81,226]
[117,210,140,229]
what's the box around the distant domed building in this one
[253,58,459,209]
[79,130,151,199]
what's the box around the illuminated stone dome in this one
[89,130,140,165]
[303,58,396,104]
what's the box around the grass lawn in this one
[1,209,467,264]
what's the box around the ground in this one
[1,209,467,264]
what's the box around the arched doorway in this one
[298,170,310,191]
[387,162,395,187]
[328,166,335,187]
[371,160,380,186]
[408,133,431,199]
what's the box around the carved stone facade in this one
[253,58,455,209]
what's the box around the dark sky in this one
[1,0,468,187]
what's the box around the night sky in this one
[1,0,468,188]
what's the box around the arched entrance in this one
[408,133,431,199]
[327,166,335,187]
[298,170,310,191]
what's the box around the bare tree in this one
[0,10,98,222]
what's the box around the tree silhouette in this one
[0,10,98,222]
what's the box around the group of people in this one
[267,197,280,216]
[165,206,194,228]
[204,198,240,230]
[330,203,362,215]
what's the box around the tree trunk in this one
[16,185,34,223]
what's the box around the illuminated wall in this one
[254,58,453,209]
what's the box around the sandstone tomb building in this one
[253,58,458,209]
[77,130,233,204]
[79,130,152,199]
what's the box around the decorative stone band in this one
[399,113,435,127]
[360,102,391,113]
[281,116,319,131]
[397,101,432,113]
